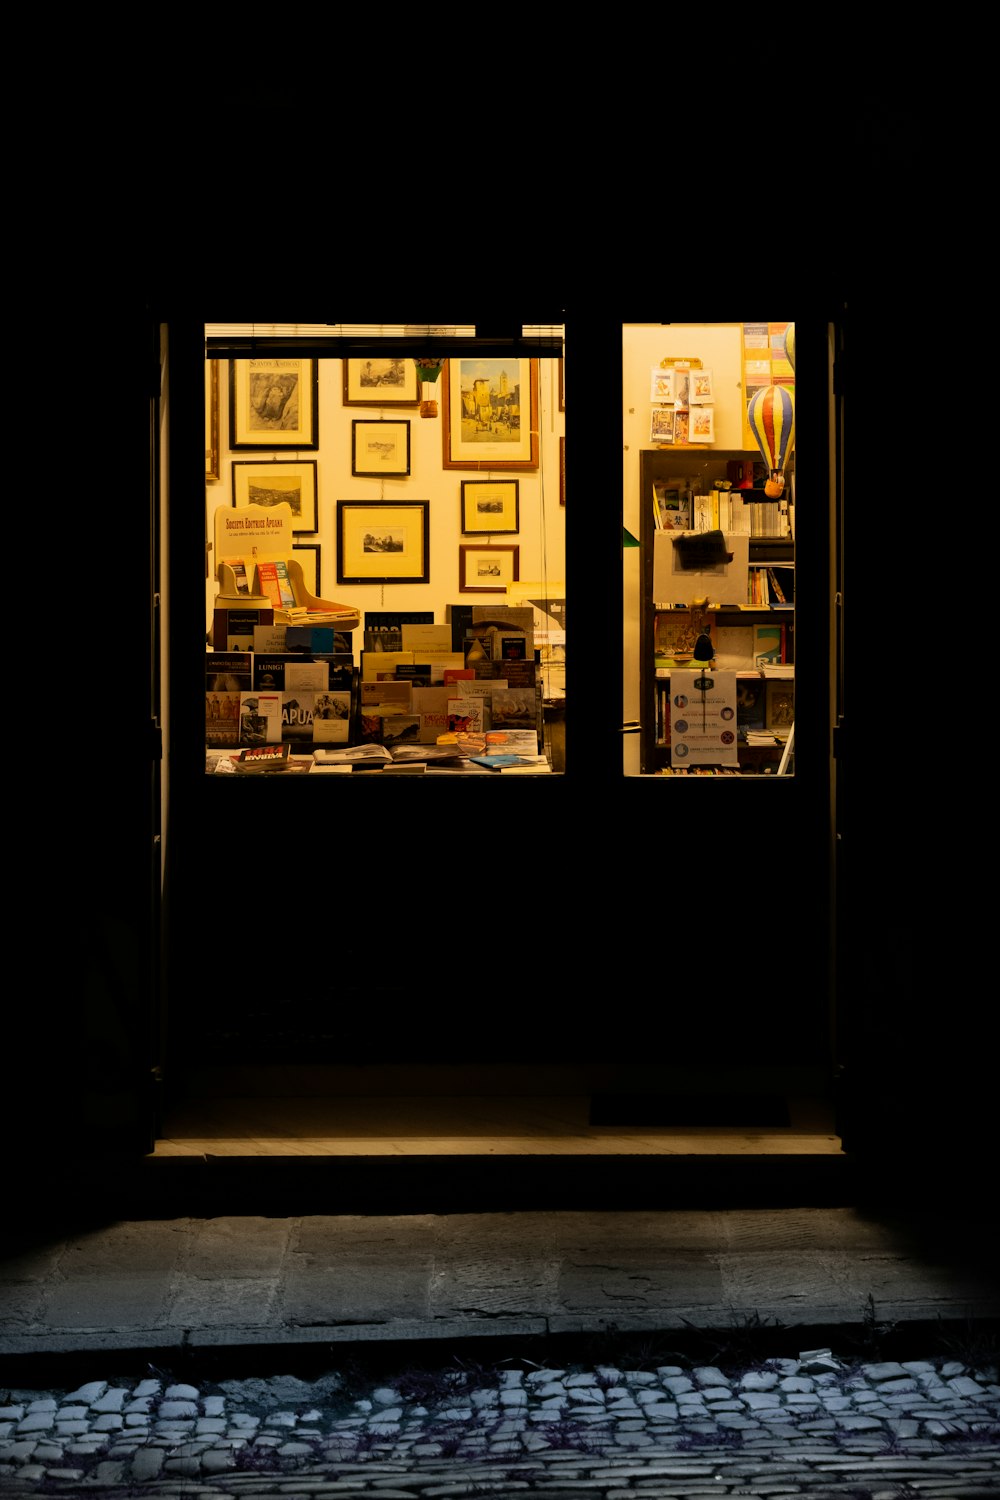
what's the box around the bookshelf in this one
[639,449,795,776]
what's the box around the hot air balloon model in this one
[747,384,795,499]
[413,357,445,418]
[784,322,795,372]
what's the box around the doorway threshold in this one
[154,1090,841,1160]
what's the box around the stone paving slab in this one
[0,1347,998,1497]
[2,1209,998,1360]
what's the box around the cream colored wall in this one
[621,324,752,774]
[205,356,566,653]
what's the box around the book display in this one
[206,504,551,769]
[639,449,795,775]
[206,442,554,774]
[204,609,548,767]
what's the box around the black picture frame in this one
[292,542,322,598]
[231,459,318,535]
[337,500,430,586]
[461,479,520,535]
[351,419,411,478]
[228,358,319,450]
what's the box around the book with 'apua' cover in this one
[281,690,318,744]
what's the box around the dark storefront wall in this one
[26,115,994,1206]
[153,312,838,1115]
[55,304,992,1202]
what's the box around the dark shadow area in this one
[589,1095,791,1127]
[2,1317,998,1398]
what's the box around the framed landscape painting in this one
[232,460,318,534]
[343,358,419,406]
[461,479,519,535]
[458,543,520,593]
[442,357,538,470]
[337,500,429,585]
[351,419,411,477]
[229,358,318,449]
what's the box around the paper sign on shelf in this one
[653,532,750,608]
[215,501,294,564]
[670,669,739,768]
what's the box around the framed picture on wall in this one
[232,460,318,534]
[442,358,538,470]
[292,542,321,597]
[459,543,520,593]
[461,479,520,535]
[337,500,429,585]
[229,358,318,449]
[343,358,419,406]
[205,359,220,482]
[351,419,411,477]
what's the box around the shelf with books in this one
[639,449,794,776]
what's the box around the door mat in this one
[588,1094,791,1127]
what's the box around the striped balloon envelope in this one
[784,322,795,370]
[747,384,795,498]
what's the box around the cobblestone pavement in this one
[2,1344,998,1498]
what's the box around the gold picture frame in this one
[205,358,220,482]
[351,419,411,478]
[461,479,520,535]
[442,357,538,471]
[337,500,429,585]
[229,358,318,449]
